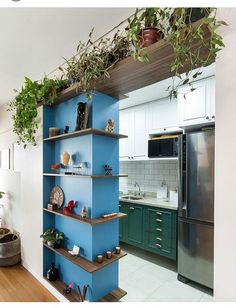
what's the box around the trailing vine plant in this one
[60,28,131,95]
[8,77,69,148]
[9,7,226,147]
[126,7,227,98]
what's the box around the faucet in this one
[134,182,144,197]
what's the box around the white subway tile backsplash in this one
[119,160,178,194]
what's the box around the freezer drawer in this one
[178,219,213,289]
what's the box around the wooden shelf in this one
[53,22,212,103]
[44,277,82,302]
[43,243,127,273]
[43,128,127,142]
[45,277,126,302]
[43,173,128,178]
[99,288,127,302]
[43,208,127,225]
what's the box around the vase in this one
[46,262,58,281]
[61,151,70,166]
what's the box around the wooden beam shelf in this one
[44,277,82,302]
[43,128,127,142]
[43,173,128,178]
[43,208,127,225]
[99,288,127,302]
[53,22,212,103]
[43,243,127,273]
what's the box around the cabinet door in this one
[119,203,127,242]
[209,77,215,122]
[149,98,179,134]
[119,110,130,160]
[132,106,147,159]
[126,204,143,247]
[178,79,211,127]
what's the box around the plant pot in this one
[139,27,163,48]
[185,8,210,24]
[47,241,55,248]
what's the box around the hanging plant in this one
[126,7,227,98]
[166,8,227,99]
[60,29,131,94]
[8,77,70,148]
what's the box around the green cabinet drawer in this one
[145,208,172,235]
[144,231,176,260]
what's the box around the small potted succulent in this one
[40,228,64,249]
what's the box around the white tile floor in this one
[119,244,213,302]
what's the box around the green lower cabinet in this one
[119,201,177,260]
[119,203,127,241]
[126,204,144,248]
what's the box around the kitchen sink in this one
[120,195,144,200]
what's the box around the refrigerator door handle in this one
[178,134,187,217]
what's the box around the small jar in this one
[115,246,121,254]
[97,255,103,263]
[106,251,112,259]
[49,127,59,137]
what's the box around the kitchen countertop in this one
[119,195,178,211]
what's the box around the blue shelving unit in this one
[42,92,127,302]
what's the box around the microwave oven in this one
[148,135,179,158]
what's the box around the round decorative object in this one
[50,186,64,208]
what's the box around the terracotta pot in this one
[139,27,163,48]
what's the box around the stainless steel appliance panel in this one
[184,131,214,223]
[178,219,213,289]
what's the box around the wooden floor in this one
[0,264,58,302]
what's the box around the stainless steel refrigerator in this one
[178,130,214,289]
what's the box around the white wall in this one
[214,8,236,301]
[0,104,43,276]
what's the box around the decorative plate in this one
[50,186,64,208]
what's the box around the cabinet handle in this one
[129,207,135,210]
[156,228,162,232]
[212,115,215,119]
[131,157,134,160]
[206,116,209,120]
[156,243,162,248]
[156,212,162,215]
[156,219,162,222]
[128,156,131,160]
[164,128,166,131]
[156,237,162,241]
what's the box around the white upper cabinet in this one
[178,76,215,127]
[119,105,148,161]
[119,109,130,160]
[148,97,180,135]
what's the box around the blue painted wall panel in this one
[54,254,93,301]
[54,215,93,260]
[91,262,119,301]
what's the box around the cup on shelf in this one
[115,246,121,254]
[49,127,60,137]
[96,255,103,263]
[106,251,112,259]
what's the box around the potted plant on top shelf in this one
[126,8,164,62]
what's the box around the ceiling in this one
[120,63,216,109]
[0,7,135,105]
